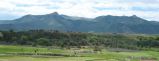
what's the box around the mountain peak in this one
[49,12,59,15]
[131,15,139,18]
[18,14,32,20]
[2,13,159,34]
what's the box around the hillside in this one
[0,12,159,34]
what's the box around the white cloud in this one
[0,0,159,21]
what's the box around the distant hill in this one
[0,12,159,34]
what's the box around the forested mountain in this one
[0,12,159,34]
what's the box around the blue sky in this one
[0,0,159,21]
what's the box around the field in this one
[0,45,158,61]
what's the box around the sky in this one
[0,0,159,21]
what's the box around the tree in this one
[0,32,3,41]
[17,35,30,45]
[0,32,3,37]
[36,38,51,46]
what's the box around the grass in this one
[0,56,99,61]
[0,45,64,54]
[0,45,158,61]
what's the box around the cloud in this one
[0,0,159,21]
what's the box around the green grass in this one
[0,45,158,61]
[0,56,98,61]
[0,45,64,54]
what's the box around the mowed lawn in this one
[0,45,158,61]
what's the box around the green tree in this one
[0,32,3,41]
[36,38,51,46]
[18,35,30,45]
[0,32,3,37]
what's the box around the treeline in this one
[0,30,159,50]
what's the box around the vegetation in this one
[0,30,159,61]
[0,30,159,50]
[0,45,158,61]
[1,12,159,34]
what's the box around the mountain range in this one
[0,12,159,34]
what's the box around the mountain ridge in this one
[0,12,159,34]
